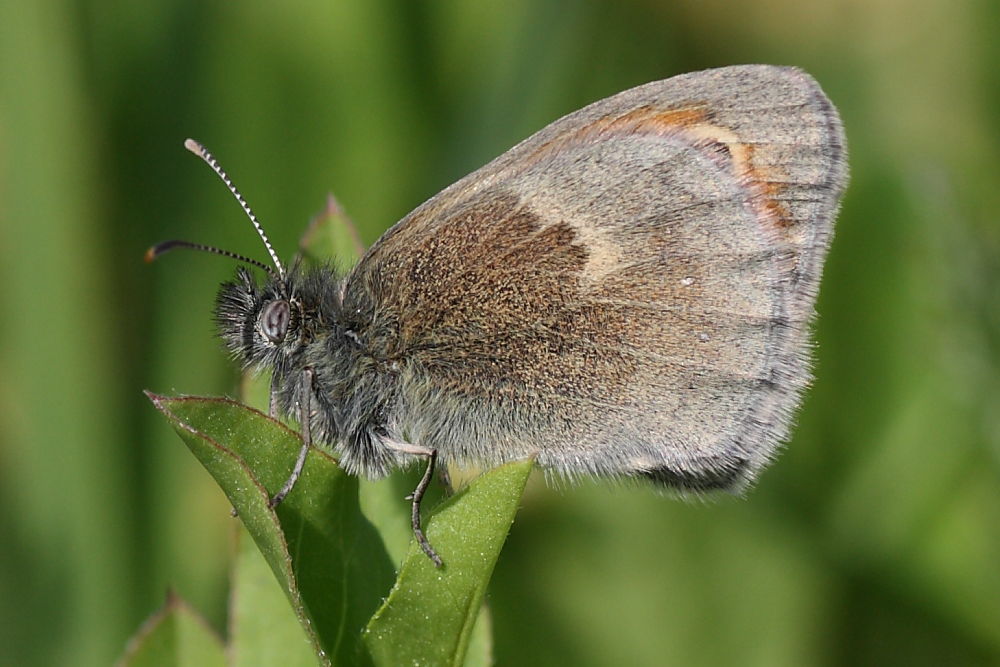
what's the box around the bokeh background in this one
[2,1,999,665]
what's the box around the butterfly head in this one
[214,266,300,370]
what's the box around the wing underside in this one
[346,65,846,489]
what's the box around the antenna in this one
[144,239,275,274]
[183,138,286,279]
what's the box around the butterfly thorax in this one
[215,265,405,478]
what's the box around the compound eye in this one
[260,300,290,343]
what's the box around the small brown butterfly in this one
[149,65,847,566]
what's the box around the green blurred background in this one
[2,1,999,665]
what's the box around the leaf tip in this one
[145,391,171,414]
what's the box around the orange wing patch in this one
[528,104,794,234]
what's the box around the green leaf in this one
[229,526,317,667]
[115,592,225,667]
[147,396,533,666]
[147,393,396,666]
[298,194,366,267]
[364,458,534,667]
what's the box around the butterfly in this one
[149,65,847,566]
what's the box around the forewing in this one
[345,65,846,489]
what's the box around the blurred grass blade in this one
[115,592,225,667]
[364,459,534,666]
[229,526,317,667]
[147,393,396,666]
[464,605,495,667]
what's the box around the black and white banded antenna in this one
[145,138,285,281]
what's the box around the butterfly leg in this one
[384,438,443,567]
[409,450,443,567]
[268,371,280,418]
[269,367,313,508]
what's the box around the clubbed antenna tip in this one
[184,138,202,156]
[143,239,275,274]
